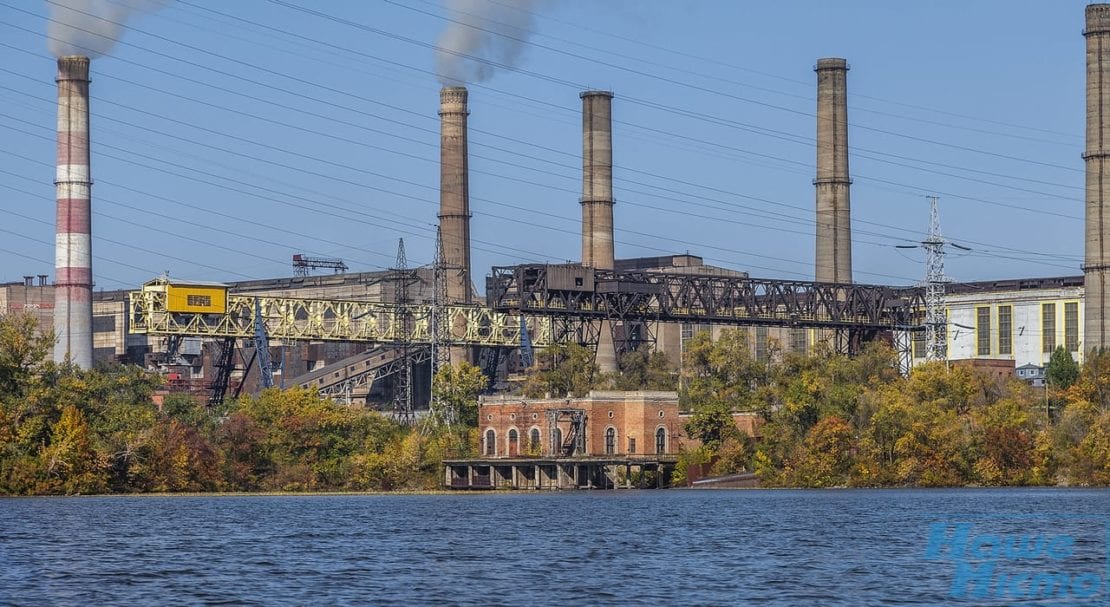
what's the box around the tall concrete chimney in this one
[439,86,472,304]
[1086,5,1110,353]
[54,55,93,368]
[581,90,615,270]
[580,91,618,373]
[814,58,852,284]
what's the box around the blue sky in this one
[0,1,1091,290]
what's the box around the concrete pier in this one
[444,456,676,490]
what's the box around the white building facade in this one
[910,277,1085,368]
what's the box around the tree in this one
[522,343,599,398]
[40,405,107,494]
[684,400,739,451]
[1046,346,1079,390]
[795,415,856,487]
[611,350,677,391]
[0,312,54,398]
[432,362,487,427]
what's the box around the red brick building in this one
[477,391,761,458]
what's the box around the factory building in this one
[443,391,761,490]
[477,391,761,458]
[910,276,1086,368]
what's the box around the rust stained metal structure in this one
[130,267,923,355]
[488,265,923,335]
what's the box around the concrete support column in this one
[814,58,852,285]
[1086,5,1110,352]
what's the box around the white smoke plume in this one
[436,0,546,85]
[47,0,168,58]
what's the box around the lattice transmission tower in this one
[923,195,948,362]
[390,239,416,425]
[426,225,454,430]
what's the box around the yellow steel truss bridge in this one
[127,282,555,347]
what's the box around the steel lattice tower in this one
[427,225,454,430]
[391,239,415,425]
[923,196,947,362]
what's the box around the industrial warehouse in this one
[1,3,1107,490]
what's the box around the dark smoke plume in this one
[436,0,546,85]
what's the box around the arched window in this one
[655,427,666,455]
[508,429,519,456]
[530,428,541,453]
[485,429,496,456]
[605,427,616,455]
[553,428,563,455]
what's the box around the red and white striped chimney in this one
[54,55,93,368]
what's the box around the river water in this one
[1,488,1108,605]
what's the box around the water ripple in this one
[2,488,1109,605]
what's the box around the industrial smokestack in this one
[581,90,615,270]
[1086,5,1110,352]
[54,55,93,368]
[814,57,852,284]
[580,91,618,373]
[439,86,472,304]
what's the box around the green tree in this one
[522,343,599,398]
[1046,346,1079,390]
[432,361,487,427]
[611,349,677,391]
[0,312,54,398]
[684,400,739,451]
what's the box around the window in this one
[530,428,541,452]
[912,330,926,359]
[508,429,518,456]
[681,323,708,344]
[628,437,636,454]
[92,315,116,333]
[976,307,991,356]
[605,427,616,455]
[1065,302,1079,353]
[998,305,1012,356]
[655,428,667,455]
[1042,303,1056,353]
[755,326,769,361]
[485,429,496,456]
[553,428,563,454]
[790,328,807,353]
[187,294,211,307]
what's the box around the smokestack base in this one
[1087,4,1110,35]
[56,55,90,82]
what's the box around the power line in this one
[474,0,1081,142]
[0,6,1074,280]
[0,19,1084,237]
